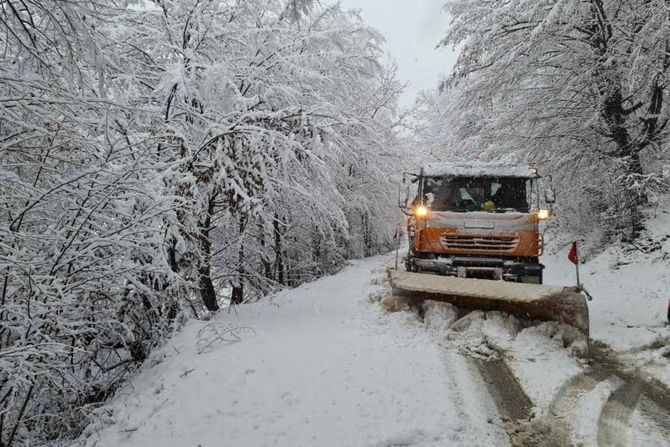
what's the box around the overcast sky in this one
[337,0,459,107]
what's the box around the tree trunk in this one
[596,72,646,237]
[362,211,372,256]
[273,214,285,285]
[231,213,246,305]
[198,195,219,311]
[587,3,648,238]
[258,221,272,281]
[199,265,219,311]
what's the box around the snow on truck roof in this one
[422,162,538,178]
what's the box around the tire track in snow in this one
[473,358,533,422]
[383,281,670,447]
[638,398,670,442]
[428,317,669,446]
[473,358,563,447]
[548,366,613,446]
[596,379,643,447]
[541,342,670,447]
[589,340,670,445]
[439,351,511,446]
[420,300,554,446]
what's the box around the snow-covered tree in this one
[0,1,403,444]
[434,0,670,241]
[111,0,404,307]
[0,1,187,443]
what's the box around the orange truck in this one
[399,162,555,284]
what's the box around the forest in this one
[414,0,670,247]
[1,0,669,445]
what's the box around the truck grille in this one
[441,234,519,252]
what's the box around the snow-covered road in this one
[81,250,670,447]
[83,256,507,447]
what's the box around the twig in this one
[179,368,195,378]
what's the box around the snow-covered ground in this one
[544,240,668,352]
[543,202,670,387]
[78,206,670,447]
[80,256,507,447]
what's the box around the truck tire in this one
[405,257,416,272]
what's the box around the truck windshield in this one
[422,176,530,213]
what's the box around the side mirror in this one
[544,187,556,204]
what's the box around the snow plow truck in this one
[390,162,590,336]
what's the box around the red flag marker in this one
[568,241,578,265]
[568,241,580,286]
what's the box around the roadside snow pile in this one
[436,309,518,360]
[507,324,584,409]
[544,242,668,351]
[423,303,585,410]
[423,300,458,333]
[621,343,670,389]
[544,197,670,387]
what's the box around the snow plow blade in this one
[388,270,589,336]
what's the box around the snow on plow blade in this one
[389,270,589,336]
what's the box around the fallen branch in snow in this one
[179,368,195,378]
[196,323,256,355]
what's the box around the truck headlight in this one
[415,206,428,217]
[537,208,550,220]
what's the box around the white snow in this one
[543,199,670,386]
[391,270,569,302]
[631,403,670,447]
[568,378,670,447]
[438,349,510,446]
[544,244,668,351]
[570,379,618,446]
[77,199,670,447]
[506,323,584,410]
[81,256,503,447]
[427,306,584,411]
[422,162,537,178]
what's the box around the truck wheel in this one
[405,258,414,272]
[406,257,420,272]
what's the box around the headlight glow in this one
[415,206,428,218]
[537,208,550,220]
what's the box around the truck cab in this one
[400,162,554,284]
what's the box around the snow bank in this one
[544,198,670,386]
[507,323,584,410]
[424,304,584,412]
[544,244,668,351]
